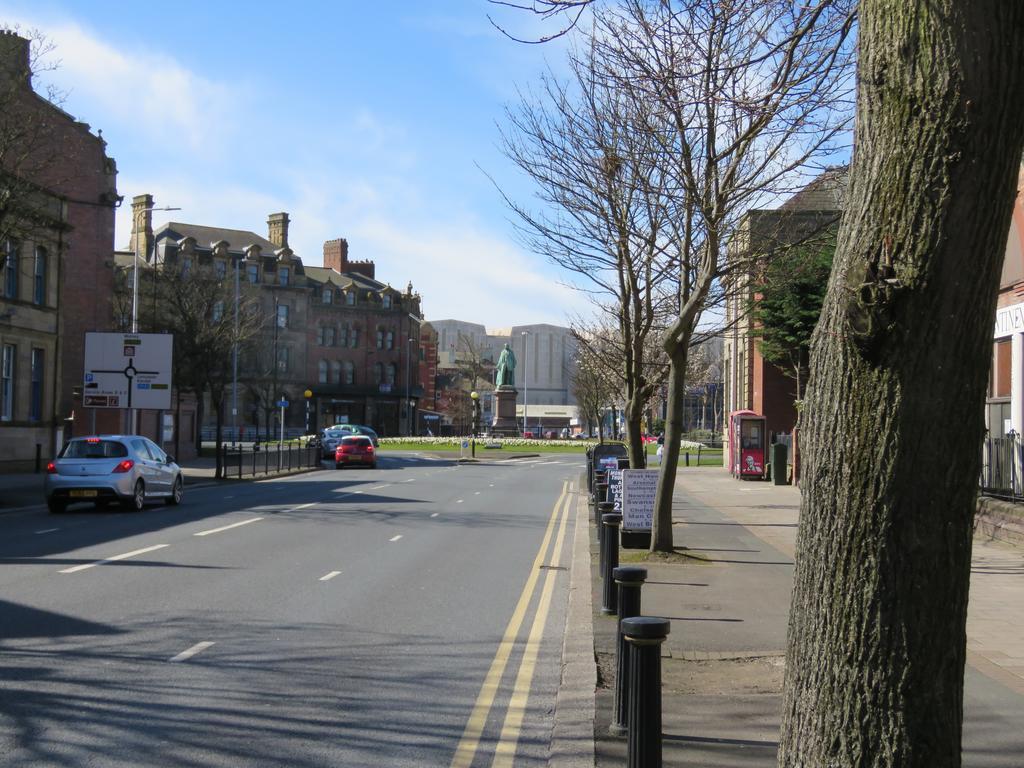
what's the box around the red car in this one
[334,435,377,469]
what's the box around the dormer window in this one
[247,264,259,283]
[323,286,333,304]
[345,291,356,306]
[214,260,227,279]
[279,267,290,286]
[382,294,392,309]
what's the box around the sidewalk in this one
[588,467,1024,767]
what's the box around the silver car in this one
[44,435,184,513]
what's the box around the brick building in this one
[723,169,845,464]
[128,209,424,441]
[0,32,119,470]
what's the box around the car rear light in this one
[86,437,100,443]
[365,445,374,453]
[112,459,135,473]
[46,462,57,474]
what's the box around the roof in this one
[303,265,385,290]
[153,222,279,254]
[779,167,848,212]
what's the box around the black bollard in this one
[623,617,671,768]
[601,513,622,615]
[611,566,648,736]
[597,501,614,570]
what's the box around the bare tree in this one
[499,37,677,466]
[779,2,1024,763]
[595,0,855,551]
[152,263,262,478]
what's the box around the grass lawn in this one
[378,439,723,467]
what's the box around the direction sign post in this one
[84,332,173,435]
[278,399,289,471]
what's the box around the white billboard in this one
[83,332,173,410]
[622,469,660,530]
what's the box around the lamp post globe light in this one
[470,390,479,458]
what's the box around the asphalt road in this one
[0,453,582,767]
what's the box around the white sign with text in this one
[622,469,659,530]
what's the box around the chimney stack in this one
[268,212,290,249]
[323,238,349,272]
[130,194,154,261]
[0,31,30,86]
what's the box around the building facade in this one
[127,210,423,442]
[723,170,845,456]
[0,32,119,470]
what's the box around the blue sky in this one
[0,1,588,329]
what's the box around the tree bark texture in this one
[779,2,1024,766]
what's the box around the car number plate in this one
[70,490,98,498]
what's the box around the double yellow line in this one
[450,481,574,768]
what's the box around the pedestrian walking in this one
[655,433,664,464]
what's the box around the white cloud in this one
[30,19,243,157]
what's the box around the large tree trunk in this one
[623,394,646,467]
[779,2,1024,765]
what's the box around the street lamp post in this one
[304,388,313,435]
[406,337,414,436]
[470,390,479,458]
[130,203,180,436]
[521,330,529,437]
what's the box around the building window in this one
[345,291,356,306]
[318,360,328,384]
[386,363,397,385]
[181,256,193,275]
[277,303,289,329]
[376,329,384,349]
[1,344,14,421]
[323,286,333,304]
[279,266,290,286]
[214,260,227,279]
[212,301,224,322]
[344,361,355,385]
[324,327,335,346]
[339,325,349,347]
[331,361,341,384]
[277,346,289,373]
[247,264,259,283]
[374,362,384,384]
[350,327,360,348]
[3,240,18,299]
[382,294,392,309]
[386,330,394,350]
[30,348,43,421]
[32,246,46,305]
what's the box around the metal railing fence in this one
[219,443,321,479]
[980,432,1024,501]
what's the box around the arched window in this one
[331,361,341,384]
[318,360,328,384]
[386,363,397,385]
[344,361,355,385]
[374,362,384,384]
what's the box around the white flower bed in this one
[378,436,584,448]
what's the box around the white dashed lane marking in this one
[169,641,215,663]
[390,535,403,542]
[60,544,169,574]
[194,518,263,537]
[319,571,342,582]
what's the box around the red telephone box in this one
[729,410,767,479]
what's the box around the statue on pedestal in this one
[495,343,516,388]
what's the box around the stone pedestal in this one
[491,386,520,435]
